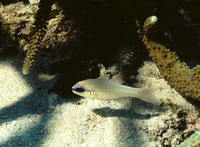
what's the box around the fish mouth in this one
[72,86,76,92]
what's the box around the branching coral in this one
[22,0,81,74]
[22,0,54,74]
[136,18,200,101]
[0,1,52,75]
[0,2,38,53]
[22,27,46,74]
[0,1,79,74]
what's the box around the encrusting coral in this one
[135,17,200,101]
[142,104,200,146]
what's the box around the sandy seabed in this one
[0,55,197,147]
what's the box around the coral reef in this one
[0,2,38,54]
[0,1,81,74]
[142,103,200,146]
[135,18,200,101]
[21,0,148,75]
[137,61,200,146]
[0,0,200,146]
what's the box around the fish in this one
[72,78,157,104]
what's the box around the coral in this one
[22,27,45,74]
[1,0,151,75]
[0,1,80,74]
[0,2,38,51]
[177,128,200,147]
[0,1,200,146]
[0,2,46,74]
[142,103,200,147]
[135,18,200,101]
[39,10,81,59]
[22,0,54,74]
[143,15,158,34]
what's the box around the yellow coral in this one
[136,18,200,101]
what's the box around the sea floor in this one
[0,55,198,147]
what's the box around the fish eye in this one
[75,86,85,93]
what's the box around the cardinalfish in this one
[72,78,157,104]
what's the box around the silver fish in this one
[72,78,157,104]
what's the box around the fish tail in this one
[137,88,158,104]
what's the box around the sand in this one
[0,55,198,147]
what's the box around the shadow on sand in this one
[0,56,80,146]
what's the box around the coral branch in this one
[22,28,45,74]
[136,18,200,100]
[22,0,54,75]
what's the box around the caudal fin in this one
[137,88,158,104]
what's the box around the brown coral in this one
[22,27,45,75]
[136,18,200,101]
[0,1,83,75]
[22,1,81,74]
[22,0,55,75]
[0,2,38,50]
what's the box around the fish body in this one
[72,78,157,104]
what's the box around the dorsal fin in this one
[99,73,125,84]
[98,74,110,80]
[110,73,125,84]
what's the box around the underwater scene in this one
[0,0,200,146]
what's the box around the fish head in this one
[72,80,95,99]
